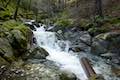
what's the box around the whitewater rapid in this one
[33,25,88,80]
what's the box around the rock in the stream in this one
[60,70,77,80]
[30,47,49,59]
[92,31,120,54]
[64,30,91,52]
[91,31,120,64]
[112,66,120,77]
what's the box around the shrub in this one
[55,18,73,27]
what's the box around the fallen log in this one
[80,57,104,80]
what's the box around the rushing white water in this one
[33,25,88,80]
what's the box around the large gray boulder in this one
[64,31,91,52]
[91,32,120,64]
[92,32,120,54]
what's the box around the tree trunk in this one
[76,0,79,7]
[29,0,32,11]
[13,0,21,20]
[95,0,103,17]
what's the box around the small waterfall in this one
[25,21,120,80]
[33,25,88,80]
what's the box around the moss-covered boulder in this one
[0,20,33,64]
[10,30,28,57]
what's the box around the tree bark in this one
[13,0,21,20]
[76,0,79,7]
[95,0,103,17]
[29,0,32,11]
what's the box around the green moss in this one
[1,20,30,37]
[0,4,15,20]
[0,10,11,20]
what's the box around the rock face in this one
[0,38,15,62]
[63,30,91,52]
[0,20,50,63]
[91,31,120,64]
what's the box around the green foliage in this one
[0,9,12,20]
[55,18,73,27]
[0,2,16,20]
[88,27,109,35]
[79,19,92,30]
[38,13,49,20]
[109,18,120,24]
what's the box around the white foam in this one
[33,26,88,80]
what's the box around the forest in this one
[0,0,120,80]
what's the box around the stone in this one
[11,30,27,56]
[0,56,9,65]
[92,32,120,55]
[27,47,49,59]
[64,30,91,52]
[112,67,120,77]
[60,70,77,80]
[91,32,120,65]
[91,39,108,55]
[0,38,15,62]
[22,62,77,80]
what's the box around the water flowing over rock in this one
[32,23,88,80]
[0,20,120,80]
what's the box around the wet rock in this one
[92,32,120,54]
[91,39,108,55]
[26,24,36,31]
[60,70,77,80]
[32,47,49,59]
[69,46,82,52]
[112,67,120,77]
[91,32,120,64]
[27,47,49,59]
[64,31,91,52]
